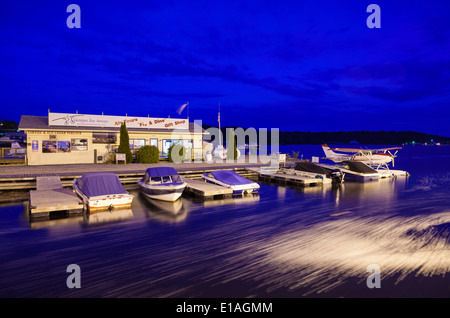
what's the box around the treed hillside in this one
[277,131,450,145]
[202,125,450,145]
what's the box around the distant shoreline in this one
[202,126,450,145]
[277,130,450,145]
[2,122,450,145]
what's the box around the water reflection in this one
[195,193,260,208]
[82,208,134,226]
[3,166,450,297]
[28,211,84,230]
[228,211,450,296]
[138,194,190,223]
[28,208,134,229]
[331,176,408,209]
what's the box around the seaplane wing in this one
[368,146,402,154]
[328,146,363,153]
[328,146,402,154]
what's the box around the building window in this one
[162,139,178,154]
[162,139,193,154]
[129,139,146,149]
[93,133,117,144]
[150,138,158,148]
[182,139,193,149]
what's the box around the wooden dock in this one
[0,164,263,191]
[184,178,234,200]
[0,164,264,204]
[247,167,323,187]
[28,176,83,218]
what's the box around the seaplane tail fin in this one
[321,144,338,159]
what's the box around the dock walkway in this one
[184,179,234,200]
[28,176,83,218]
[247,167,323,187]
[0,162,268,191]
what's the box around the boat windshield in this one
[148,175,183,184]
[170,174,183,183]
[150,176,163,184]
[162,176,171,183]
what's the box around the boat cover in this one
[77,173,128,197]
[144,167,183,183]
[210,170,254,185]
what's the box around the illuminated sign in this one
[48,112,189,130]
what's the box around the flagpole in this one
[218,101,222,146]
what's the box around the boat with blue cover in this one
[202,170,260,194]
[73,172,134,210]
[138,167,187,202]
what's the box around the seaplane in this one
[321,144,402,170]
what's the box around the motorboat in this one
[138,167,187,202]
[73,172,134,210]
[202,170,260,194]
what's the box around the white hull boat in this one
[202,170,260,194]
[138,167,187,202]
[73,172,134,210]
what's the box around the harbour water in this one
[0,145,449,298]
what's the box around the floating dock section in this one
[28,176,83,218]
[184,178,234,200]
[316,162,409,182]
[316,162,380,182]
[247,167,323,187]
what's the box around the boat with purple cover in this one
[138,167,187,202]
[202,170,260,195]
[73,172,134,210]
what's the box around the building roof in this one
[19,115,207,134]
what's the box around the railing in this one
[0,148,27,165]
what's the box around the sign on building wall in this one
[32,140,39,152]
[48,112,189,130]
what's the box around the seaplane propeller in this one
[388,150,398,167]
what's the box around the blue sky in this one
[1,1,450,136]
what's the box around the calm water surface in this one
[1,145,449,297]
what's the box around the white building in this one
[19,112,207,165]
